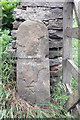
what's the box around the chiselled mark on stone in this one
[29,80,37,86]
[38,36,44,40]
[23,78,26,82]
[29,87,35,93]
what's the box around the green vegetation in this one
[0,29,72,118]
[0,29,15,85]
[0,29,16,119]
[71,13,80,89]
[72,37,80,68]
[0,29,74,118]
[0,0,78,119]
[0,0,19,30]
[72,13,80,67]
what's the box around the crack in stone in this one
[37,68,47,81]
[38,36,44,40]
[17,42,25,47]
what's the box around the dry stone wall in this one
[11,1,63,85]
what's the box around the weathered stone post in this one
[17,20,50,104]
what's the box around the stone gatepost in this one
[17,20,50,105]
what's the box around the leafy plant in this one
[0,29,15,119]
[0,29,15,86]
[0,0,20,30]
[50,82,68,118]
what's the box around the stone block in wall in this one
[45,8,63,20]
[13,21,22,29]
[15,9,46,21]
[48,19,63,30]
[7,46,16,57]
[49,57,62,66]
[11,30,18,38]
[50,64,62,79]
[12,40,16,49]
[17,20,50,104]
[21,2,63,8]
[49,39,63,48]
[49,50,62,59]
[49,30,63,39]
[14,7,63,21]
